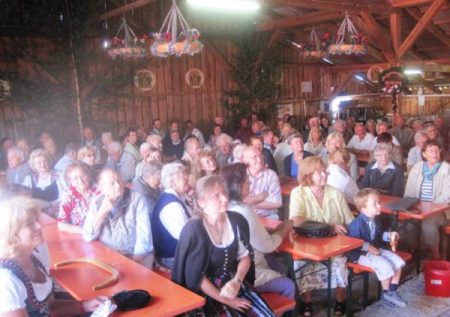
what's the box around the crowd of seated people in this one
[1,112,450,316]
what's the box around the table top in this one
[259,216,282,230]
[380,195,450,221]
[278,233,364,262]
[43,224,205,317]
[280,178,298,197]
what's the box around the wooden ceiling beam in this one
[434,15,450,25]
[405,7,450,47]
[331,58,450,73]
[421,64,450,72]
[411,75,441,94]
[397,0,446,59]
[96,0,157,21]
[389,0,433,8]
[359,12,397,64]
[265,0,394,14]
[257,11,342,31]
[390,11,402,56]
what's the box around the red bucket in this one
[424,261,450,297]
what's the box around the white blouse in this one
[0,244,53,313]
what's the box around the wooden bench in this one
[261,292,296,317]
[346,251,412,316]
[154,269,296,316]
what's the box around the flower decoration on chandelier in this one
[328,13,367,56]
[151,0,203,58]
[106,18,148,60]
[380,67,406,94]
[300,27,329,59]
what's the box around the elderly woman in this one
[284,133,313,178]
[365,119,377,136]
[407,130,428,172]
[369,132,403,166]
[405,140,450,259]
[83,169,153,267]
[77,146,96,167]
[290,156,354,316]
[100,131,113,163]
[132,161,162,217]
[0,196,105,316]
[304,126,324,155]
[361,143,404,197]
[6,146,32,185]
[220,163,295,300]
[199,151,218,177]
[57,162,99,233]
[23,149,62,212]
[327,148,359,205]
[320,132,359,181]
[172,176,275,317]
[151,162,192,270]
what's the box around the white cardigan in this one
[404,161,450,218]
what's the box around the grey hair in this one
[286,133,303,145]
[7,146,26,162]
[139,142,152,155]
[232,144,248,163]
[107,141,122,154]
[101,131,112,141]
[184,136,200,150]
[215,133,233,147]
[160,162,186,189]
[141,161,163,180]
[28,149,52,172]
[414,130,429,142]
[373,143,393,156]
[333,119,346,128]
[376,121,388,129]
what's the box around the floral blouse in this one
[57,185,99,226]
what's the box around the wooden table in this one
[279,234,364,317]
[380,194,450,274]
[42,224,205,317]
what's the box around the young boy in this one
[348,188,407,307]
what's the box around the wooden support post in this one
[390,11,402,56]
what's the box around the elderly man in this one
[163,130,184,160]
[134,142,152,180]
[83,169,153,268]
[274,125,295,176]
[120,128,141,182]
[407,130,428,172]
[242,146,282,219]
[332,119,352,143]
[5,146,32,185]
[215,133,234,167]
[104,141,122,171]
[390,115,414,150]
[182,136,201,162]
[370,122,401,150]
[132,161,163,217]
[425,122,445,149]
[347,123,375,154]
[146,134,163,152]
[81,127,101,163]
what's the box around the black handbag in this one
[112,289,152,311]
[294,221,335,238]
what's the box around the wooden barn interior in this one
[0,0,449,142]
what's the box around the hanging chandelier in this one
[328,13,367,56]
[300,27,328,59]
[106,17,148,60]
[151,0,203,58]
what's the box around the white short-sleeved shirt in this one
[347,133,375,151]
[0,244,53,313]
[369,135,400,150]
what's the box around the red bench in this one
[346,250,412,314]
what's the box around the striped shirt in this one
[420,179,433,202]
[248,168,282,218]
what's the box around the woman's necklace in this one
[204,217,226,245]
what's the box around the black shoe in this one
[334,301,346,316]
[300,302,313,317]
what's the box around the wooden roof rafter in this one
[397,0,447,59]
[265,0,394,14]
[96,0,157,22]
[404,7,450,47]
[257,10,343,31]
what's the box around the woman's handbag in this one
[294,221,335,238]
[112,289,152,311]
